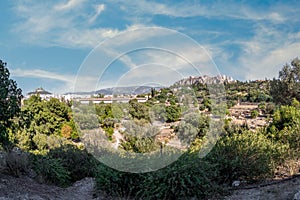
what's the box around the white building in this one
[26,87,54,100]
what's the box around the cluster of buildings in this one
[25,87,148,104]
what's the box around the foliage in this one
[61,124,72,139]
[120,120,160,153]
[139,154,225,199]
[95,164,144,198]
[165,105,181,122]
[74,113,99,130]
[268,103,300,133]
[11,95,78,152]
[267,102,300,150]
[250,109,259,118]
[149,104,166,122]
[206,129,286,183]
[0,60,23,147]
[270,57,300,105]
[31,155,70,187]
[175,113,209,145]
[47,144,98,182]
[129,99,149,120]
[95,153,226,199]
[120,135,158,153]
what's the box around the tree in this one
[128,99,149,120]
[165,105,181,122]
[270,58,300,105]
[0,60,23,147]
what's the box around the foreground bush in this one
[31,144,98,187]
[206,130,287,183]
[138,154,225,199]
[47,144,98,183]
[31,156,70,187]
[96,164,144,198]
[95,153,226,199]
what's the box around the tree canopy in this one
[0,60,23,147]
[270,57,300,105]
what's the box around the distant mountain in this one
[173,75,235,86]
[65,86,161,95]
[66,75,235,96]
[95,86,162,95]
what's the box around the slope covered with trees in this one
[1,58,300,199]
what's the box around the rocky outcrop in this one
[174,75,235,86]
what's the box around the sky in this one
[1,0,300,94]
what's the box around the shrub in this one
[95,163,144,198]
[138,154,226,199]
[31,155,70,187]
[206,130,286,183]
[95,153,226,199]
[47,144,98,182]
[250,109,259,118]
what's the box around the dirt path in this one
[1,173,300,199]
[0,174,98,200]
[225,176,300,200]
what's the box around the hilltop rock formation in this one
[174,75,235,86]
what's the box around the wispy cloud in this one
[232,22,300,80]
[115,0,289,23]
[89,4,106,24]
[54,0,86,11]
[12,1,111,48]
[11,68,75,83]
[9,0,300,87]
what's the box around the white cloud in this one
[89,4,106,24]
[116,0,289,24]
[243,42,300,80]
[12,1,113,48]
[10,0,300,84]
[234,23,300,80]
[54,0,86,11]
[57,28,119,48]
[11,68,74,83]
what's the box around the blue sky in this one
[1,0,300,94]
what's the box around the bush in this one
[47,144,98,182]
[139,154,226,199]
[31,156,70,187]
[95,153,226,199]
[206,130,286,183]
[250,109,259,118]
[95,163,144,198]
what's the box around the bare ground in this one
[1,173,300,200]
[224,176,300,200]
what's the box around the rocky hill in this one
[173,75,235,86]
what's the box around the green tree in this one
[0,60,23,147]
[15,96,77,151]
[128,99,149,120]
[165,105,181,122]
[270,58,300,105]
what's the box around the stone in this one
[294,190,300,200]
[232,180,241,187]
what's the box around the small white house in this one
[26,87,54,100]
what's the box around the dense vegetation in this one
[1,58,300,199]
